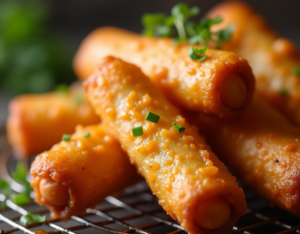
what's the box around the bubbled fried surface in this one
[84,56,246,234]
[192,98,300,217]
[30,124,139,220]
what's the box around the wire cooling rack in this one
[1,129,300,234]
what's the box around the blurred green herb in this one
[0,0,75,94]
[0,163,32,208]
[0,180,11,208]
[141,2,234,60]
[55,84,69,94]
[20,212,46,226]
[279,89,288,97]
[293,67,300,77]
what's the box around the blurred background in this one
[0,0,299,125]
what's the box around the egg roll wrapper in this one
[84,56,246,234]
[74,27,255,118]
[207,1,300,126]
[30,124,139,220]
[190,97,300,217]
[7,89,100,158]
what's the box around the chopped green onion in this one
[293,67,300,76]
[20,212,46,226]
[172,122,186,133]
[132,126,143,137]
[83,132,90,138]
[74,96,83,105]
[145,112,160,123]
[189,46,208,61]
[62,134,71,141]
[279,89,287,96]
[55,84,68,94]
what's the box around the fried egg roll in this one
[30,124,139,220]
[74,27,255,118]
[207,1,300,126]
[7,89,100,158]
[84,56,246,234]
[190,97,300,217]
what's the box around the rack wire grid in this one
[1,128,300,234]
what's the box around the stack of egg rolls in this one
[84,56,246,234]
[188,97,300,216]
[8,3,299,232]
[207,1,300,126]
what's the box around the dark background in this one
[48,0,300,49]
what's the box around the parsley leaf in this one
[12,163,32,204]
[0,164,32,209]
[0,180,11,208]
[214,24,234,49]
[189,46,208,61]
[20,212,46,226]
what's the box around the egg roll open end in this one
[195,197,231,230]
[220,73,247,110]
[39,178,69,207]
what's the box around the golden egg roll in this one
[74,27,255,118]
[7,89,100,158]
[207,1,300,126]
[30,124,139,220]
[84,56,246,234]
[189,97,300,217]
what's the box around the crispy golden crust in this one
[30,124,139,220]
[7,89,100,158]
[207,1,300,126]
[84,56,246,234]
[74,27,255,118]
[190,98,300,216]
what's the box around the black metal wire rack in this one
[1,129,300,234]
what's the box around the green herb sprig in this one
[11,164,32,205]
[0,163,32,208]
[141,2,234,61]
[0,180,11,208]
[20,212,46,226]
[189,46,208,61]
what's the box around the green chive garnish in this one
[293,67,300,76]
[132,126,143,137]
[83,132,90,138]
[145,112,160,123]
[62,134,71,141]
[172,122,186,133]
